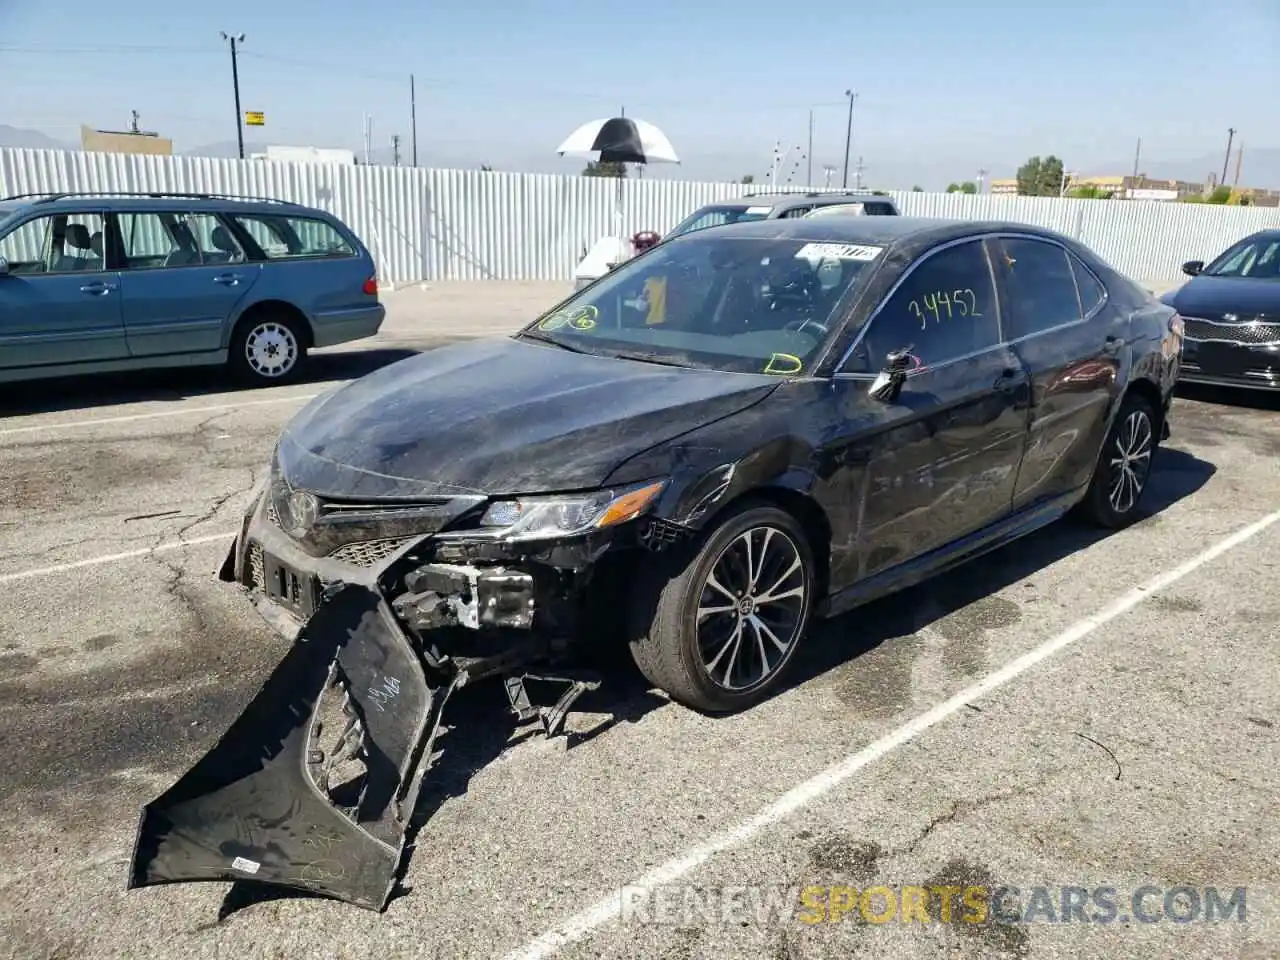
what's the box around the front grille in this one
[1183,316,1280,346]
[248,541,265,589]
[329,537,414,567]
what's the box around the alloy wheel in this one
[695,525,807,691]
[245,321,299,379]
[1108,409,1154,514]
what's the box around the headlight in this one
[474,480,666,540]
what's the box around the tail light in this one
[362,274,378,296]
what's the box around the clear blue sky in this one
[1,0,1276,187]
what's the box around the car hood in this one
[277,337,782,498]
[1165,275,1280,319]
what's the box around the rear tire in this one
[229,312,308,386]
[1076,392,1159,529]
[628,502,815,713]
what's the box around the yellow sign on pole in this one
[244,111,265,126]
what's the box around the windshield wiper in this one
[605,349,698,369]
[517,330,592,354]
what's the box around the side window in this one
[994,238,1083,340]
[779,206,813,218]
[119,213,184,268]
[184,213,245,264]
[848,240,999,372]
[1070,256,1106,316]
[232,214,355,259]
[0,217,52,275]
[3,214,106,274]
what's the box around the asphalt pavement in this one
[0,280,1276,960]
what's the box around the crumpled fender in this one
[128,583,455,911]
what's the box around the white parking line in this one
[499,507,1280,960]
[0,531,238,585]
[0,392,322,438]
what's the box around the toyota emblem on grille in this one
[282,490,320,538]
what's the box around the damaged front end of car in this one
[128,474,676,911]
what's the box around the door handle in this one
[79,281,116,295]
[214,273,242,286]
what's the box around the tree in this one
[1015,155,1065,197]
[741,174,755,184]
[947,181,978,194]
[480,163,494,171]
[1180,194,1206,203]
[1207,185,1231,204]
[1069,185,1112,200]
[911,185,923,192]
[582,160,627,178]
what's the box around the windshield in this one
[518,234,885,375]
[1203,235,1280,279]
[667,204,773,238]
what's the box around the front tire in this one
[1077,392,1159,528]
[229,312,308,385]
[629,502,816,713]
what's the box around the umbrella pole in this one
[615,164,624,239]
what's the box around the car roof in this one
[668,215,1064,248]
[707,192,897,210]
[0,193,315,217]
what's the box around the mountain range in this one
[2,125,1276,191]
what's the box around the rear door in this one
[827,237,1031,584]
[0,210,127,371]
[990,235,1125,511]
[112,209,259,357]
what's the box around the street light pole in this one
[221,31,246,160]
[1221,128,1236,187]
[842,89,856,188]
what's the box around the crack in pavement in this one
[889,779,1049,860]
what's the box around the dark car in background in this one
[1162,229,1280,392]
[130,215,1183,912]
[666,190,900,240]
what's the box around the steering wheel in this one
[784,317,829,337]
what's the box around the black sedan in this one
[130,216,1184,911]
[1162,228,1280,392]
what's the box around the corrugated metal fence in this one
[4,146,1279,285]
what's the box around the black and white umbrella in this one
[556,116,680,165]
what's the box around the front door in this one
[989,235,1124,511]
[0,211,126,372]
[825,237,1031,588]
[113,210,257,357]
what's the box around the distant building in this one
[249,145,356,165]
[990,178,1018,195]
[80,124,172,156]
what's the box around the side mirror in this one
[1181,260,1203,277]
[867,346,914,403]
[0,256,10,277]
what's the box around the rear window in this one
[231,214,356,260]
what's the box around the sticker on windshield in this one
[539,304,598,331]
[745,206,773,214]
[763,352,803,375]
[794,242,883,262]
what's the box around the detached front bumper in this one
[132,486,618,910]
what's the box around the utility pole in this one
[976,168,987,194]
[410,74,418,166]
[391,134,401,166]
[854,155,865,190]
[841,89,857,188]
[1222,128,1236,187]
[363,115,372,165]
[1233,141,1243,186]
[129,110,140,134]
[807,110,814,186]
[1132,137,1142,179]
[823,164,836,188]
[220,32,246,160]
